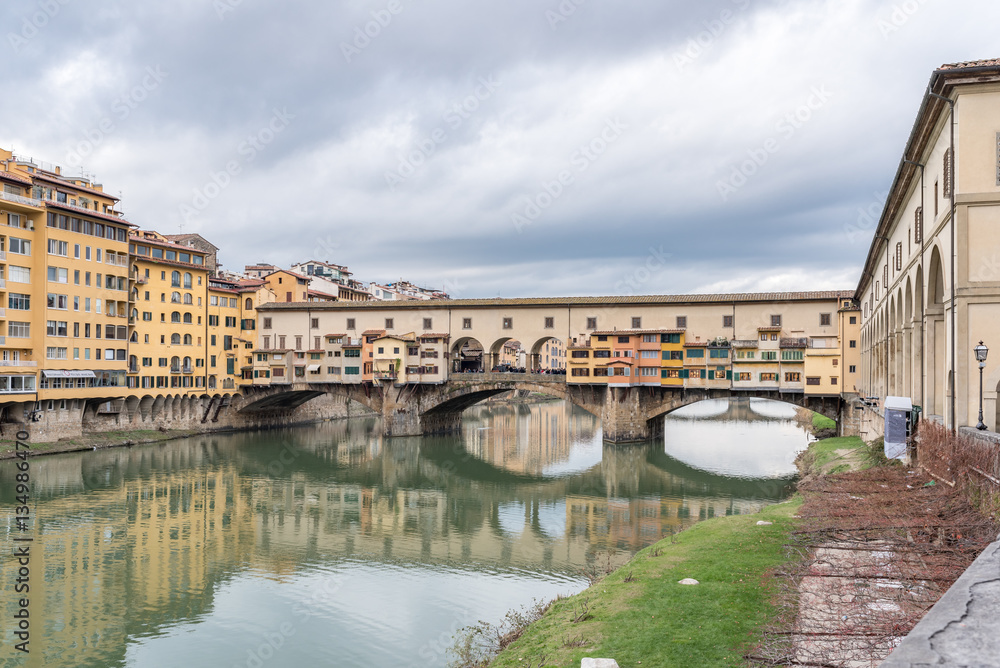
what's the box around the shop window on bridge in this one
[571,368,590,376]
[593,350,610,358]
[593,368,609,377]
[686,349,704,358]
[806,377,821,385]
[661,333,681,344]
[661,350,683,360]
[760,372,777,382]
[735,372,752,381]
[709,348,729,358]
[571,350,589,358]
[785,372,801,382]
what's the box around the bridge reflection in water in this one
[0,398,809,668]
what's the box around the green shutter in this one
[726,370,732,380]
[681,369,689,379]
[227,358,235,374]
[708,370,715,380]
[701,369,706,379]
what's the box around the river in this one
[0,397,813,667]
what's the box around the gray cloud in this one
[2,0,993,297]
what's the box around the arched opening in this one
[170,333,181,345]
[183,272,192,289]
[183,293,193,305]
[926,246,947,416]
[183,334,192,345]
[245,297,253,310]
[183,312,193,324]
[489,337,525,372]
[529,336,566,374]
[171,311,181,323]
[451,337,484,373]
[171,291,181,303]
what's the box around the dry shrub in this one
[918,421,1000,519]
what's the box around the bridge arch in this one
[528,335,564,372]
[451,336,485,373]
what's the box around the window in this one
[9,238,30,255]
[723,315,733,328]
[849,340,857,348]
[8,322,30,337]
[661,333,681,344]
[686,348,704,358]
[785,372,801,382]
[943,148,952,197]
[642,334,657,343]
[586,317,597,330]
[760,372,777,382]
[641,367,658,377]
[463,318,472,329]
[422,318,432,330]
[676,316,686,328]
[46,347,68,359]
[208,315,219,326]
[544,317,554,329]
[735,372,751,381]
[709,348,729,359]
[263,317,272,329]
[311,318,319,329]
[820,313,831,327]
[47,294,68,309]
[895,242,902,272]
[385,318,394,329]
[8,293,30,310]
[47,239,68,256]
[617,336,630,344]
[593,350,611,358]
[171,271,180,287]
[831,376,839,385]
[781,350,803,361]
[46,321,68,336]
[806,377,821,386]
[503,317,513,329]
[183,313,193,324]
[571,350,590,358]
[849,316,857,325]
[760,333,768,341]
[571,368,590,377]
[915,206,923,244]
[9,266,30,283]
[662,350,683,360]
[760,351,777,361]
[171,333,181,344]
[347,318,356,330]
[295,336,302,349]
[183,272,192,289]
[640,350,659,358]
[849,365,857,373]
[770,315,781,327]
[631,317,641,328]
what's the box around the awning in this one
[307,364,321,372]
[41,370,97,378]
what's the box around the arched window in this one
[183,356,192,369]
[131,308,138,319]
[183,334,192,345]
[171,311,181,323]
[170,333,181,345]
[171,271,181,287]
[170,356,180,370]
[183,293,193,305]
[245,297,253,310]
[208,376,217,389]
[171,292,181,303]
[183,272,192,289]
[183,313,192,324]
[129,354,137,369]
[130,331,138,342]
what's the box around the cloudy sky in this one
[3,0,996,298]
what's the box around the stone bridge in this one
[237,373,844,442]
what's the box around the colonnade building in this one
[855,59,1000,432]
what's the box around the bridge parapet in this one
[450,372,566,384]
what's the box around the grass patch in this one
[482,497,803,668]
[796,435,870,475]
[811,413,836,431]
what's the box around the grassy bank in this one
[480,435,874,667]
[483,498,803,667]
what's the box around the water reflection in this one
[662,398,814,478]
[0,398,805,668]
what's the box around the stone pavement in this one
[880,536,1000,667]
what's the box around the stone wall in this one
[1,394,378,444]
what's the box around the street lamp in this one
[974,340,989,430]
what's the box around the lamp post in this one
[974,340,988,430]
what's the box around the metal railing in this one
[452,372,566,383]
[0,360,37,367]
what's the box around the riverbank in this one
[0,415,368,460]
[480,435,871,667]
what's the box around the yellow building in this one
[0,149,132,417]
[127,231,211,393]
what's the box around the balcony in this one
[0,360,37,367]
[182,365,193,374]
[170,366,181,374]
[780,337,809,349]
[374,371,398,381]
[0,190,43,209]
